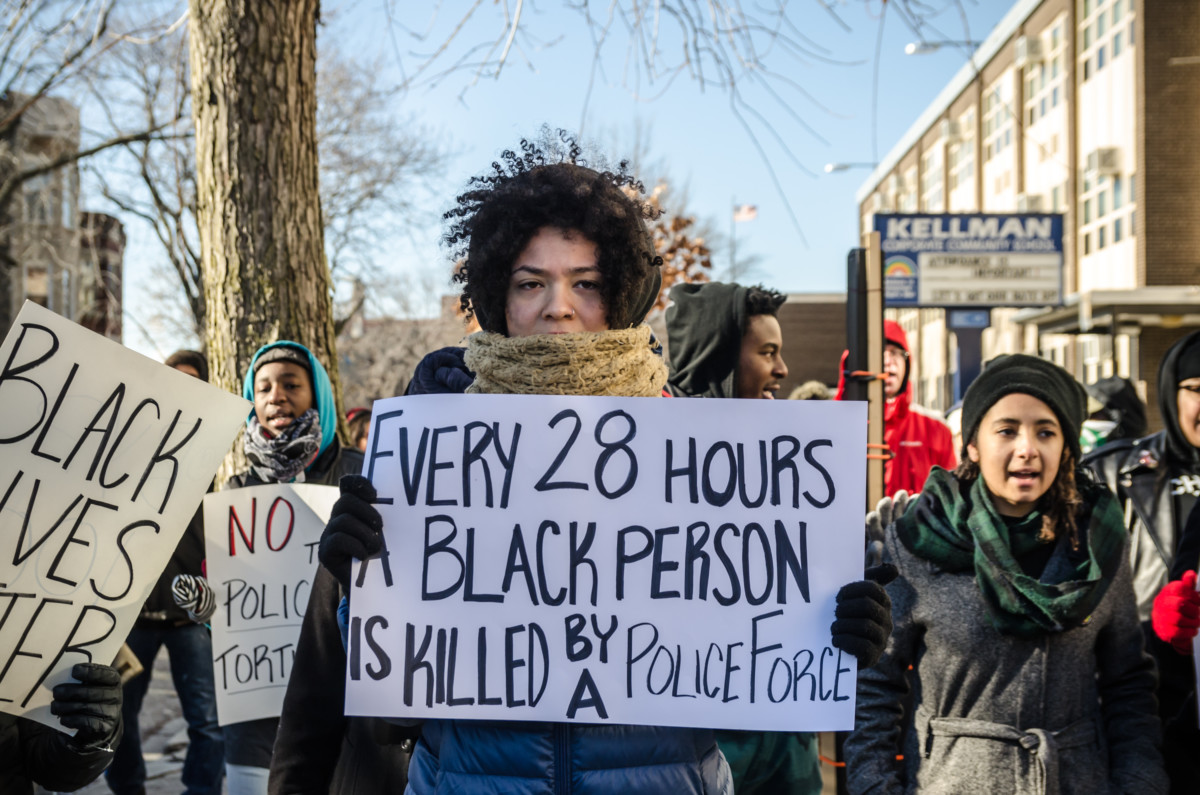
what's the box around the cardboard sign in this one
[0,301,249,728]
[204,484,337,725]
[346,394,866,731]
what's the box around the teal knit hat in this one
[242,341,337,457]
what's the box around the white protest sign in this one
[0,301,250,728]
[204,484,337,725]
[346,394,866,731]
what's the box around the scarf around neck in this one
[243,408,322,483]
[895,467,1126,637]
[463,325,667,397]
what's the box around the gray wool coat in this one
[844,524,1167,795]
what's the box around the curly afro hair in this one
[445,131,663,335]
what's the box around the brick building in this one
[856,0,1200,430]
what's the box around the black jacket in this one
[0,713,117,795]
[664,282,749,398]
[1083,330,1200,792]
[267,439,413,794]
[137,493,209,625]
[1084,432,1182,621]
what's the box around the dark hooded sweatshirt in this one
[664,281,823,795]
[1084,329,1200,794]
[665,282,748,398]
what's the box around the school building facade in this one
[856,0,1200,430]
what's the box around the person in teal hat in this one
[172,340,371,795]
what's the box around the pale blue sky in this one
[113,1,1013,355]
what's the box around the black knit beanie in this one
[962,354,1088,460]
[165,349,209,383]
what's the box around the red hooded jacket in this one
[836,320,957,496]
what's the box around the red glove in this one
[1152,570,1200,655]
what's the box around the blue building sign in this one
[874,213,1064,308]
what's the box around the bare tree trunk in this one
[188,0,346,480]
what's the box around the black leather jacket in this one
[1084,431,1181,622]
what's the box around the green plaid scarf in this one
[895,467,1126,637]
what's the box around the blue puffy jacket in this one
[403,349,732,794]
[408,719,731,794]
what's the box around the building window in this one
[1052,24,1061,49]
[1098,226,1106,249]
[1130,20,1135,44]
[1084,233,1092,255]
[1052,86,1060,106]
[1084,59,1092,80]
[1098,10,1107,37]
[1113,176,1123,208]
[1130,173,1136,201]
[1084,0,1093,20]
[1113,32,1122,57]
[1084,24,1092,50]
[1113,0,1123,22]
[1084,198,1092,223]
[1097,46,1106,70]
[1098,189,1106,217]
[1052,185,1062,210]
[1114,218,1123,242]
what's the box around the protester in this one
[835,319,955,496]
[1149,498,1200,795]
[309,133,895,794]
[665,280,821,794]
[107,350,224,795]
[1080,376,1147,454]
[845,354,1167,794]
[2,663,124,795]
[345,407,371,452]
[1086,329,1200,792]
[177,342,367,794]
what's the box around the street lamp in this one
[905,40,980,56]
[824,162,878,174]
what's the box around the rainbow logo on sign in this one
[884,257,916,277]
[883,255,918,302]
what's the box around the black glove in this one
[407,347,473,395]
[831,563,898,668]
[319,475,385,592]
[51,663,122,746]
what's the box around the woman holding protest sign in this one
[175,341,396,795]
[844,355,1167,794]
[302,130,896,795]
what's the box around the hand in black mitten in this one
[51,663,122,747]
[408,347,473,395]
[319,475,384,592]
[831,563,898,668]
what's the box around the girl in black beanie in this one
[845,354,1166,794]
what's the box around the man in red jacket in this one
[879,320,956,495]
[838,321,956,496]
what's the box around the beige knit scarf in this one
[464,325,667,397]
